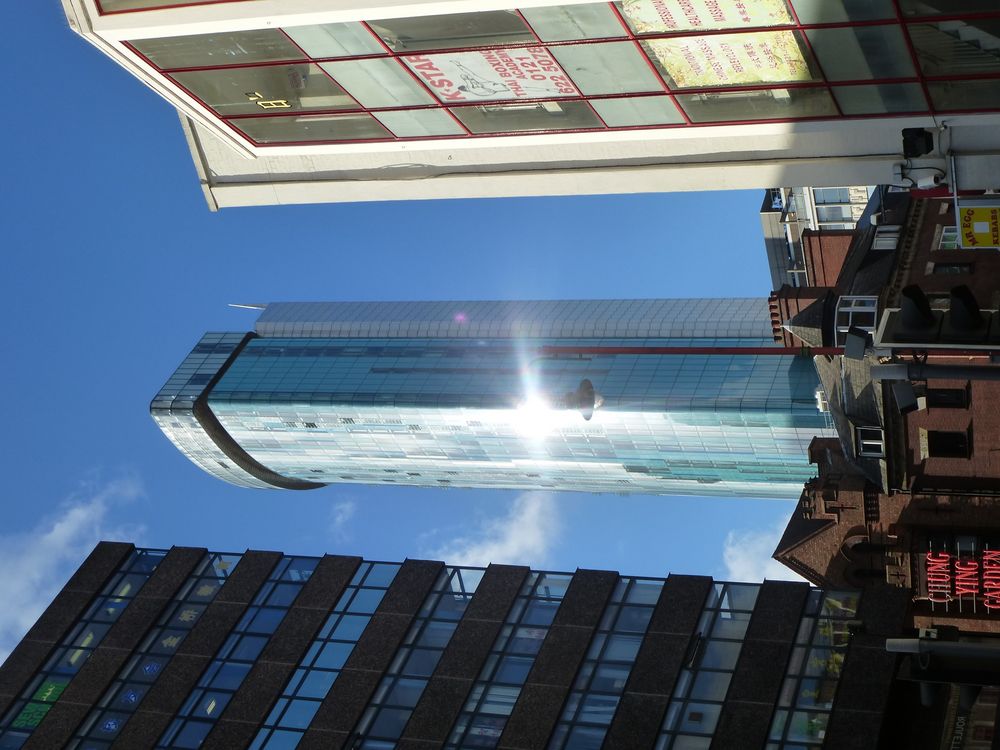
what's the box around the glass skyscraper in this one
[151,299,833,499]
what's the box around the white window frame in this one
[834,296,878,347]
[855,426,885,459]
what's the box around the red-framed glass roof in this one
[102,0,1000,147]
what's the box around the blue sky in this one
[1,3,801,658]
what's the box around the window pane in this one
[332,614,370,641]
[712,611,751,640]
[615,605,654,633]
[316,641,353,669]
[452,100,602,134]
[806,26,914,81]
[522,599,560,626]
[643,31,820,89]
[899,0,999,13]
[509,626,548,654]
[298,670,336,699]
[521,4,626,42]
[174,720,212,749]
[365,564,401,588]
[603,633,642,661]
[929,80,1000,112]
[699,640,742,670]
[626,580,663,605]
[676,87,837,124]
[193,691,230,718]
[402,648,440,677]
[565,724,607,748]
[823,592,860,617]
[672,736,712,750]
[416,620,458,648]
[495,655,534,685]
[535,574,572,598]
[721,584,759,611]
[833,83,927,115]
[375,109,465,137]
[131,30,303,70]
[322,59,433,108]
[911,23,1000,76]
[385,678,426,707]
[434,594,473,620]
[369,707,411,737]
[791,0,894,23]
[786,710,829,743]
[689,671,731,701]
[816,205,853,223]
[283,23,385,58]
[370,11,535,52]
[481,685,520,715]
[231,635,268,661]
[591,663,631,692]
[679,702,722,733]
[172,64,355,117]
[617,0,794,34]
[403,50,580,103]
[552,42,663,95]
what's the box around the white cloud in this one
[0,477,146,664]
[430,493,559,567]
[329,500,356,543]
[722,521,807,583]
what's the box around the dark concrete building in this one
[0,541,996,750]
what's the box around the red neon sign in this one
[923,550,1000,610]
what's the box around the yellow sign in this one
[643,31,814,89]
[959,206,1000,248]
[619,0,794,34]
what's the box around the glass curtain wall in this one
[104,1,1000,145]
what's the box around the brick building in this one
[772,189,1000,645]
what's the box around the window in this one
[932,263,974,275]
[926,388,968,409]
[353,567,483,747]
[834,297,878,346]
[766,590,860,748]
[927,430,971,459]
[855,427,884,459]
[73,553,242,747]
[548,577,663,749]
[0,550,168,748]
[250,562,400,749]
[445,572,573,748]
[657,583,760,748]
[368,11,535,52]
[872,226,900,250]
[937,226,960,250]
[120,2,952,149]
[157,557,321,748]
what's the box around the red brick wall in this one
[904,369,1000,490]
[802,229,854,288]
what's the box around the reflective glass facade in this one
[446,572,573,747]
[156,556,320,748]
[6,542,922,750]
[250,561,400,749]
[105,1,1000,146]
[0,549,168,749]
[70,552,241,749]
[153,300,834,499]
